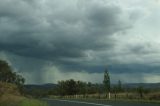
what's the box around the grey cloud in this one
[0,0,129,62]
[1,0,157,84]
[109,64,160,74]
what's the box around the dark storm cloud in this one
[1,0,158,83]
[109,64,160,74]
[0,0,129,64]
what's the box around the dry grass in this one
[0,94,25,106]
[0,94,48,106]
[0,82,20,96]
[0,82,48,106]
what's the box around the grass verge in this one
[0,94,48,106]
[20,99,48,106]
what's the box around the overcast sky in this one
[0,0,160,84]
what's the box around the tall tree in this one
[103,68,111,99]
[137,86,144,99]
[118,80,122,92]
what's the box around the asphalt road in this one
[44,99,160,106]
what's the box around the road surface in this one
[44,99,160,106]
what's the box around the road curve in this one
[44,99,159,106]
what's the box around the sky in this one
[0,0,160,84]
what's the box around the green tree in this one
[117,80,123,92]
[112,80,123,100]
[103,68,111,99]
[65,79,78,95]
[0,60,25,93]
[57,79,78,96]
[137,86,145,99]
[56,79,103,97]
[137,86,143,99]
[0,60,12,82]
[57,80,66,96]
[76,81,87,95]
[112,86,118,99]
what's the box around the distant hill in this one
[122,83,160,89]
[24,83,160,91]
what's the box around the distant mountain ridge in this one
[24,83,160,90]
[122,83,160,89]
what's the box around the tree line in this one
[54,79,103,96]
[0,60,154,100]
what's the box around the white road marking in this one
[45,98,112,106]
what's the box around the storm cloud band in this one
[0,0,160,84]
